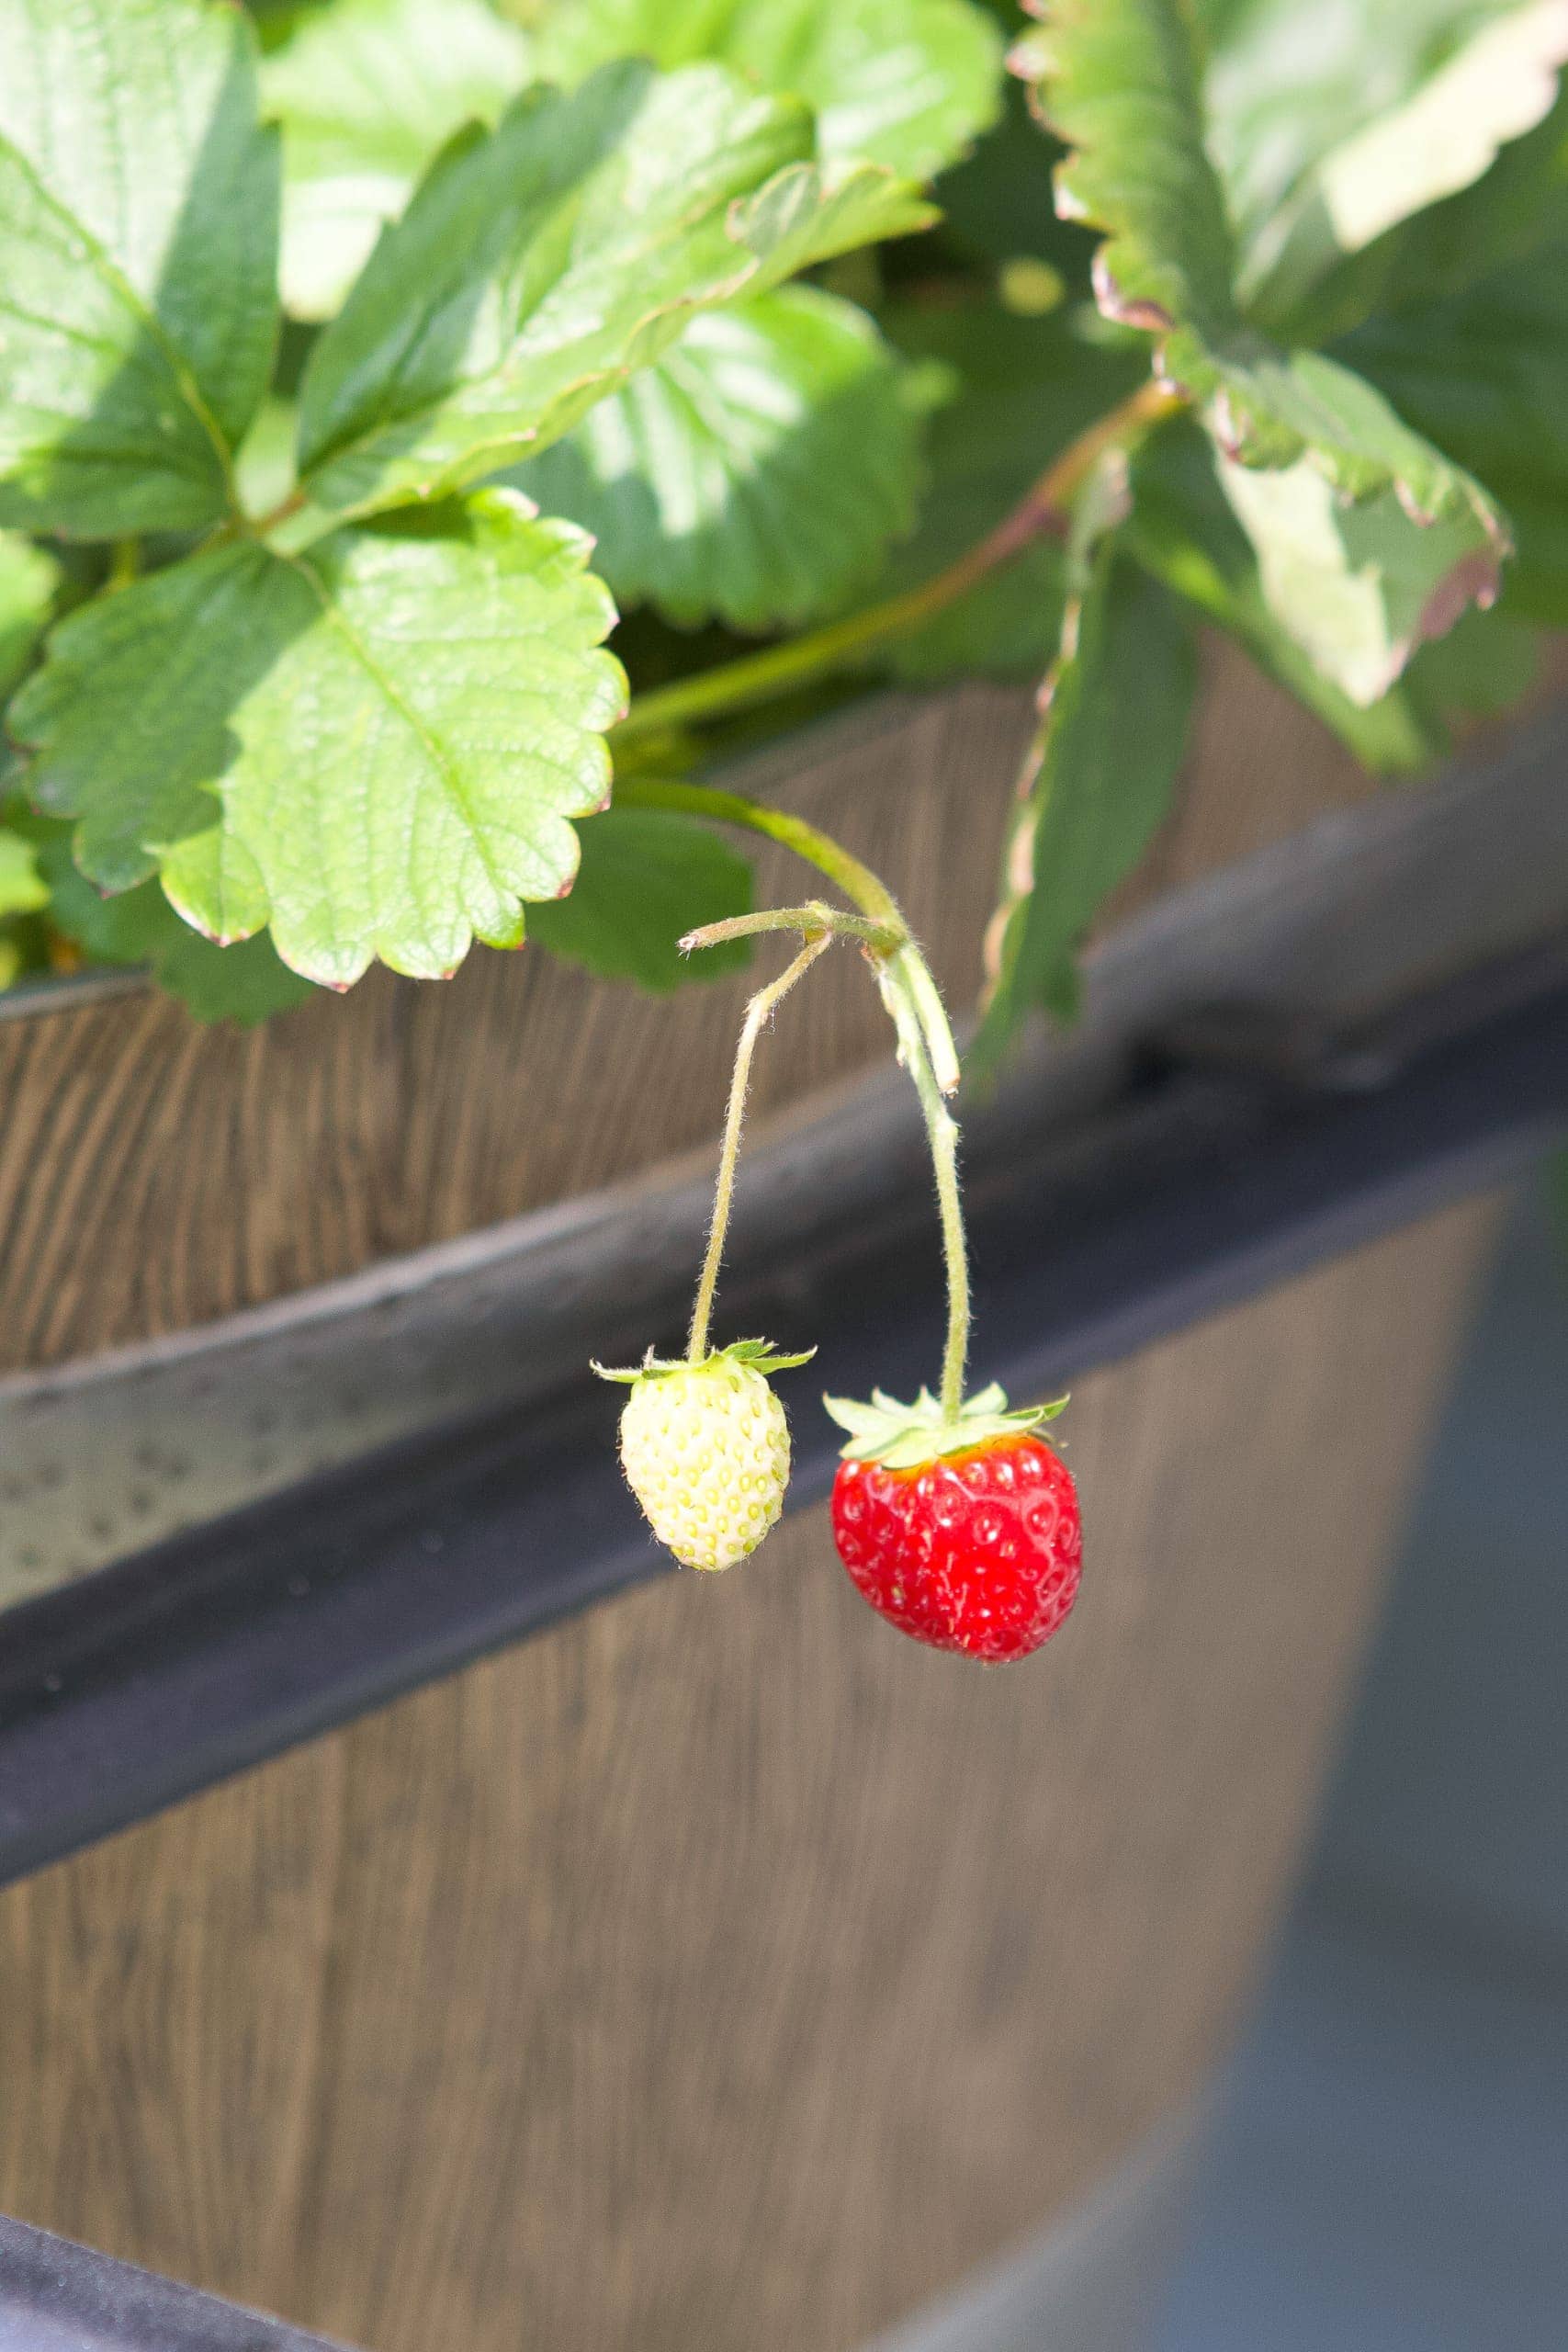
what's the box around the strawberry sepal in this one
[823,1381,1066,1470]
[593,1338,817,1386]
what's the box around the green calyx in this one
[822,1381,1067,1469]
[592,1338,818,1385]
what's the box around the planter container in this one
[1,646,1562,2352]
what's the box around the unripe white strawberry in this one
[594,1340,813,1571]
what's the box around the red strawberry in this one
[825,1385,1081,1662]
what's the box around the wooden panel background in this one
[0,1202,1498,2352]
[0,648,1521,2347]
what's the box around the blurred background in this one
[878,1168,1568,2352]
[1156,1171,1568,2352]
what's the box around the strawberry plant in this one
[1,0,1564,1647]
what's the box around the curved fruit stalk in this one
[593,792,1085,1647]
[593,934,826,1569]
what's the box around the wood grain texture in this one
[0,1201,1500,2351]
[0,650,1515,2346]
[0,639,1383,1374]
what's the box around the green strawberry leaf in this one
[1404,602,1542,730]
[0,823,47,917]
[0,0,279,537]
[1255,80,1568,348]
[1339,233,1568,622]
[1013,0,1239,347]
[1353,76,1568,312]
[1016,0,1512,679]
[534,0,1006,182]
[262,0,535,322]
[1125,418,1439,770]
[528,805,754,991]
[509,288,922,630]
[1213,446,1505,707]
[874,302,1147,679]
[732,155,938,280]
[10,492,626,988]
[297,60,930,518]
[26,818,314,1023]
[1201,0,1563,254]
[1235,3,1568,325]
[974,531,1197,1068]
[0,528,59,698]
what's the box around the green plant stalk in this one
[682,903,903,956]
[615,772,902,926]
[633,773,974,1421]
[612,378,1184,749]
[688,933,832,1363]
[878,960,971,1422]
[617,773,962,1094]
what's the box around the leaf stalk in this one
[612,378,1184,746]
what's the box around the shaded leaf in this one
[297,60,929,516]
[1125,418,1438,769]
[874,302,1145,677]
[533,0,1006,181]
[1013,0,1238,346]
[29,820,315,1022]
[931,74,1096,281]
[528,806,753,989]
[1016,0,1512,662]
[1340,234,1568,620]
[510,288,921,630]
[1214,447,1504,706]
[262,0,535,321]
[1202,0,1560,248]
[1261,79,1568,343]
[0,0,279,535]
[0,528,59,697]
[1239,2,1568,322]
[975,545,1196,1068]
[0,824,46,916]
[1404,601,1541,729]
[11,492,626,988]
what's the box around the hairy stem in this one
[879,967,970,1419]
[615,773,903,927]
[626,777,971,1404]
[682,903,903,956]
[688,933,832,1363]
[613,378,1183,746]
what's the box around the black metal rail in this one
[0,916,1563,1888]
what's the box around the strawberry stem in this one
[681,902,903,956]
[615,775,902,926]
[688,933,833,1365]
[633,775,973,1419]
[610,379,1183,747]
[876,962,970,1422]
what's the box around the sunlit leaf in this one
[0,0,278,534]
[511,288,921,629]
[11,492,626,988]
